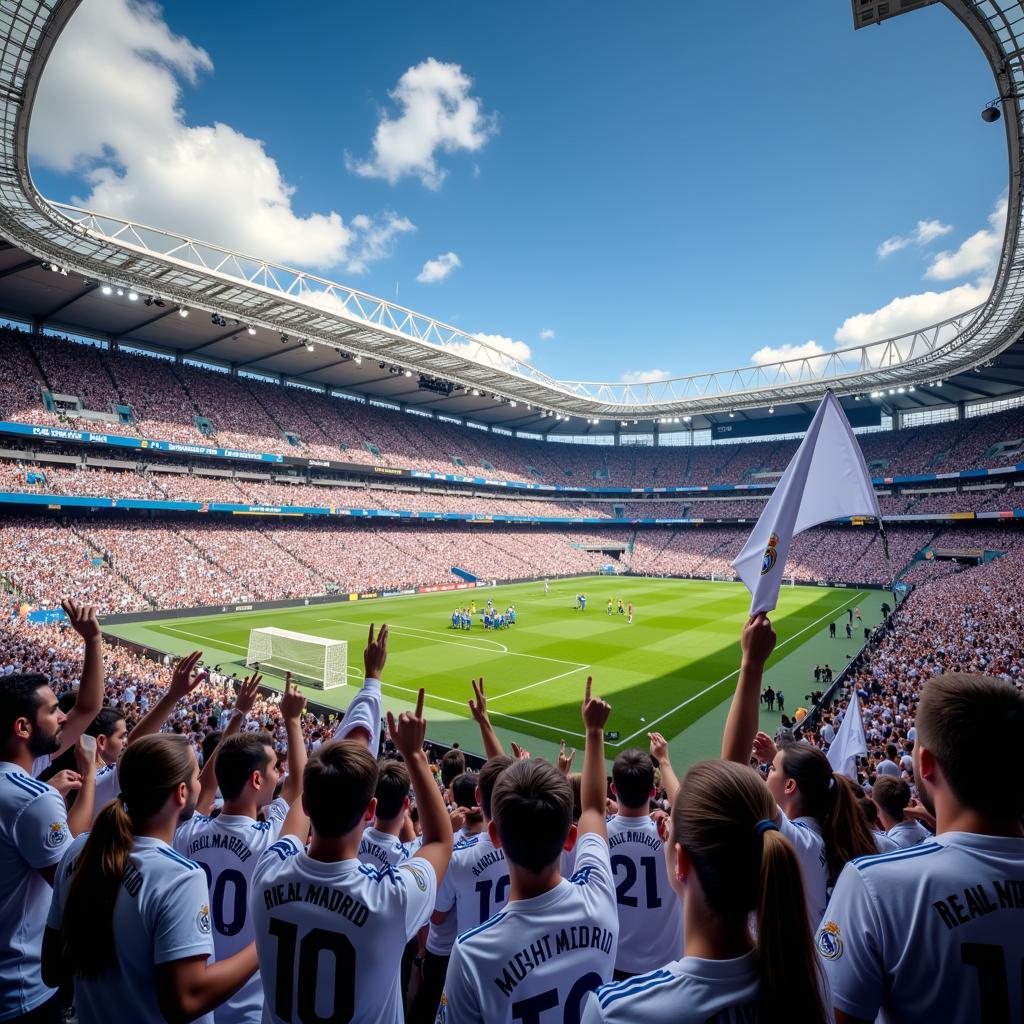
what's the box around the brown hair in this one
[612,749,655,810]
[872,776,911,823]
[916,672,1024,819]
[491,759,572,873]
[673,760,828,1023]
[374,759,411,820]
[304,740,378,837]
[477,756,513,820]
[61,734,195,979]
[214,732,274,800]
[778,743,876,883]
[440,748,466,788]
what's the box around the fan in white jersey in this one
[174,678,309,1024]
[818,672,1024,1024]
[871,775,932,849]
[604,742,684,979]
[439,676,618,1023]
[582,759,829,1023]
[408,770,485,1024]
[250,674,453,1024]
[358,759,416,870]
[859,791,901,852]
[433,756,514,936]
[722,614,876,927]
[43,734,257,1024]
[0,668,97,1023]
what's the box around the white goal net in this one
[245,627,347,690]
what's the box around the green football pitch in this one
[104,577,881,767]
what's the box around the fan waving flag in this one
[732,391,880,615]
[826,686,867,780]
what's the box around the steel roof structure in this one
[1,0,1024,437]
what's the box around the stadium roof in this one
[1,0,1024,438]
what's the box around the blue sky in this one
[28,0,1006,383]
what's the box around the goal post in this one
[245,627,347,690]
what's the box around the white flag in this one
[731,391,879,615]
[826,687,866,780]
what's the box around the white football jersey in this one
[250,835,436,1023]
[817,832,1024,1024]
[48,834,216,1024]
[173,799,290,1024]
[778,813,828,927]
[93,762,119,820]
[886,820,931,849]
[874,830,900,853]
[580,951,758,1023]
[424,827,470,957]
[0,761,71,1019]
[439,832,618,1023]
[435,831,510,934]
[605,815,683,974]
[357,826,412,870]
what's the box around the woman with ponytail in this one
[581,759,828,1023]
[42,734,257,1023]
[722,613,875,927]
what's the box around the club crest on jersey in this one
[761,533,779,576]
[45,822,67,849]
[815,920,843,960]
[196,905,211,935]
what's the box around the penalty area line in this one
[606,590,868,748]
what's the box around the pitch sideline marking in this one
[606,590,869,748]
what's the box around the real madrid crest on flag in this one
[761,533,779,576]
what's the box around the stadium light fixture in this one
[116,288,124,296]
[178,307,188,317]
[404,369,412,377]
[510,401,517,407]
[127,290,138,301]
[908,386,915,393]
[353,355,361,364]
[101,284,112,295]
[682,416,691,423]
[305,341,315,352]
[728,411,735,418]
[768,406,774,414]
[247,326,256,336]
[897,387,905,393]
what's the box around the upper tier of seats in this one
[3,326,1024,487]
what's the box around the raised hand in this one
[279,678,306,722]
[468,677,488,723]
[75,734,96,776]
[752,731,778,765]
[364,623,389,679]
[741,613,777,668]
[387,687,427,760]
[648,732,669,764]
[581,676,611,732]
[557,738,576,775]
[449,804,468,832]
[510,742,531,760]
[61,598,101,641]
[235,672,262,717]
[168,650,207,701]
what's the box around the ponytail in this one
[779,744,875,883]
[61,734,195,979]
[673,760,829,1024]
[756,828,829,1022]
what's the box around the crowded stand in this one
[4,328,1024,488]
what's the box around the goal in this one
[245,627,347,690]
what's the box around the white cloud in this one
[834,280,991,346]
[539,328,555,340]
[925,196,1006,281]
[347,58,496,189]
[29,0,412,273]
[750,340,825,365]
[417,251,461,284]
[621,369,672,385]
[438,331,532,371]
[877,218,953,258]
